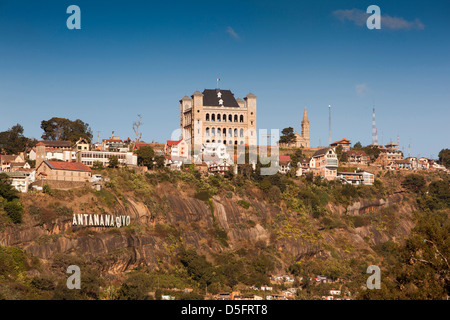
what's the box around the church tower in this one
[301,106,310,144]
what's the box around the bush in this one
[402,174,426,193]
[4,200,24,224]
[237,200,250,209]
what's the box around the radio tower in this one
[328,104,331,146]
[372,106,378,145]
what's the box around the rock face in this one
[0,190,416,275]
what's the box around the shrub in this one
[237,200,250,209]
[4,200,24,224]
[402,174,426,193]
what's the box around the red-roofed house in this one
[347,150,369,165]
[330,138,351,152]
[278,155,291,174]
[165,139,188,159]
[36,160,91,182]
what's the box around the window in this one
[217,128,221,137]
[234,114,238,122]
[228,114,232,122]
[240,129,244,137]
[206,113,210,121]
[211,128,215,136]
[223,114,227,122]
[234,129,238,137]
[228,128,232,137]
[205,128,210,136]
[217,114,221,122]
[211,114,215,121]
[240,115,244,122]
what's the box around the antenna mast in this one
[372,106,378,145]
[328,104,331,146]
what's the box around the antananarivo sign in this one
[72,214,131,228]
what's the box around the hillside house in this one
[36,160,91,182]
[310,147,338,180]
[330,138,351,152]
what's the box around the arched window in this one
[234,128,238,137]
[217,114,221,122]
[212,139,215,143]
[223,114,227,122]
[240,115,244,123]
[216,128,221,137]
[223,128,227,137]
[229,140,233,145]
[206,113,210,121]
[211,114,215,121]
[205,127,210,136]
[240,129,244,137]
[211,128,215,136]
[228,114,232,122]
[206,139,210,143]
[217,140,221,143]
[228,128,232,137]
[234,140,238,145]
[234,114,238,122]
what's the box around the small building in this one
[347,150,369,165]
[330,138,351,152]
[337,171,374,185]
[36,160,92,182]
[165,139,189,160]
[277,155,291,174]
[77,150,137,167]
[310,147,338,180]
[4,170,35,193]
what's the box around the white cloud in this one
[226,26,240,40]
[333,8,425,30]
[355,83,368,97]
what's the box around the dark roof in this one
[312,147,332,158]
[202,89,240,108]
[38,140,72,147]
[45,160,91,172]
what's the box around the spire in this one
[302,105,309,123]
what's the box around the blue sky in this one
[0,0,449,158]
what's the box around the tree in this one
[290,148,305,168]
[117,272,153,300]
[4,199,24,224]
[40,117,92,143]
[0,124,36,155]
[0,173,19,202]
[108,156,119,168]
[402,174,426,193]
[438,149,450,169]
[279,127,296,144]
[353,141,362,150]
[133,114,143,143]
[362,145,381,162]
[135,146,156,168]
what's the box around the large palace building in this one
[180,89,257,147]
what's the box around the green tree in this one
[0,173,19,202]
[279,127,296,144]
[117,272,153,300]
[4,199,24,224]
[0,124,36,155]
[108,156,119,168]
[402,174,426,193]
[353,141,362,150]
[438,148,450,169]
[136,146,156,168]
[40,117,92,143]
